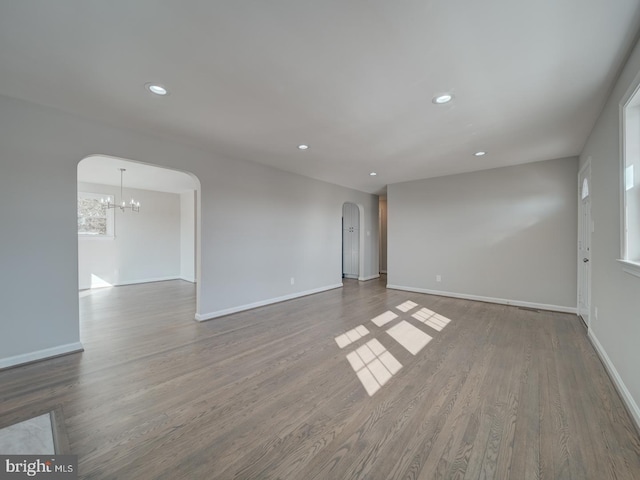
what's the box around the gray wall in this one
[579,37,640,427]
[0,94,378,366]
[78,182,182,289]
[387,157,578,310]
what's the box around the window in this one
[78,192,114,237]
[620,78,640,277]
[581,177,589,200]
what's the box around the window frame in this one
[618,71,640,278]
[77,191,115,239]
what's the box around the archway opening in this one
[76,155,201,331]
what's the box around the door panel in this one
[578,164,591,327]
[342,203,360,278]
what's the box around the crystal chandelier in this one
[101,168,140,212]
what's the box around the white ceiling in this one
[1,1,639,194]
[78,156,196,194]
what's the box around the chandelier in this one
[101,168,140,212]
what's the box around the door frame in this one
[577,158,592,327]
[341,202,365,280]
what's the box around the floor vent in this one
[518,306,540,313]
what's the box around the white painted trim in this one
[617,259,640,279]
[195,283,343,321]
[386,284,577,314]
[0,342,84,370]
[588,329,640,432]
[359,274,380,281]
[117,276,181,286]
[179,276,196,283]
[343,274,358,280]
[619,75,640,266]
[80,276,182,289]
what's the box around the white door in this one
[577,162,592,327]
[342,203,360,278]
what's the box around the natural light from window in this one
[90,274,113,289]
[335,299,455,397]
[621,85,640,275]
[581,177,590,200]
[78,192,114,237]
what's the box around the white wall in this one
[579,37,640,428]
[387,157,578,311]
[77,181,181,289]
[0,94,378,367]
[180,191,196,283]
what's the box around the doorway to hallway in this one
[342,202,360,279]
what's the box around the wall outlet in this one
[436,275,442,282]
[290,277,295,285]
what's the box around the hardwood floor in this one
[1,278,639,479]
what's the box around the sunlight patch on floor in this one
[90,274,113,288]
[386,320,432,355]
[335,299,454,396]
[371,310,398,327]
[412,308,451,332]
[346,339,402,396]
[335,325,369,349]
[396,300,418,312]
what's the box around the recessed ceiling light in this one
[432,93,453,104]
[146,83,168,96]
[369,172,377,176]
[298,144,309,150]
[474,151,487,157]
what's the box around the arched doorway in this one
[77,154,201,310]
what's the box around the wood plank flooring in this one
[1,278,639,479]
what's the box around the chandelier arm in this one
[103,168,139,213]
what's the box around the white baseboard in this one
[79,276,181,290]
[117,276,180,286]
[359,274,380,281]
[0,342,84,370]
[386,284,577,314]
[179,276,196,283]
[588,329,640,432]
[195,283,343,321]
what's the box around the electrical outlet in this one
[290,277,295,285]
[436,275,442,282]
